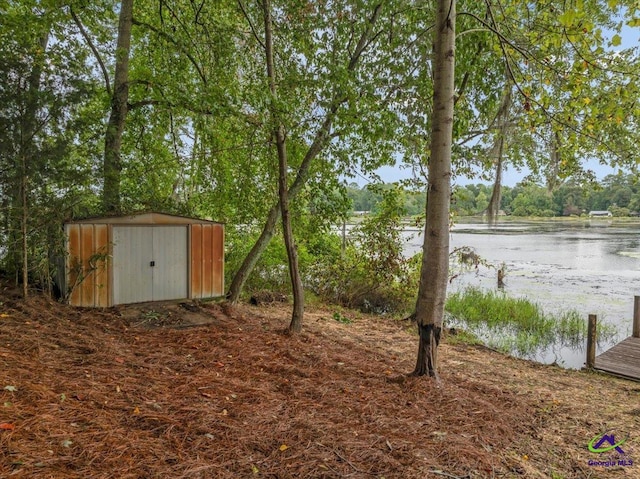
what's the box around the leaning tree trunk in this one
[412,0,456,378]
[102,0,133,213]
[226,4,383,305]
[262,0,304,331]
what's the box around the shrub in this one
[309,186,420,315]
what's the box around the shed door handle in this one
[150,261,155,267]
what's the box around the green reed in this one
[445,287,617,356]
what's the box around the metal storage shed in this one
[64,212,224,307]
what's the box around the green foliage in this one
[443,327,483,347]
[310,186,420,314]
[1,0,640,304]
[332,312,352,324]
[0,1,101,288]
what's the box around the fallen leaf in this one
[133,407,140,415]
[61,439,73,448]
[251,464,259,474]
[0,423,15,430]
[3,385,16,392]
[114,357,125,364]
[279,444,288,452]
[0,313,9,318]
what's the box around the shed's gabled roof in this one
[65,212,222,225]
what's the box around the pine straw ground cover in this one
[0,288,638,478]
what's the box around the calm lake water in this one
[403,219,640,369]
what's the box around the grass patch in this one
[444,327,483,347]
[445,287,617,357]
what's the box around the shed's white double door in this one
[112,226,188,304]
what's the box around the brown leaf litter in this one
[0,286,638,478]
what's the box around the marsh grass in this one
[445,287,617,357]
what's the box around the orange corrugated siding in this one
[211,224,224,296]
[95,225,110,306]
[190,223,224,298]
[202,225,214,295]
[67,224,82,306]
[80,225,94,304]
[66,224,110,307]
[191,224,203,297]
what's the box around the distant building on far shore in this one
[588,210,613,217]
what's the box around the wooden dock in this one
[594,337,640,381]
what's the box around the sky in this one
[363,158,622,188]
[353,16,640,189]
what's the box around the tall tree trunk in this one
[412,0,455,378]
[486,151,502,226]
[102,0,133,213]
[487,78,511,226]
[20,157,28,298]
[262,0,304,331]
[226,3,383,304]
[16,31,50,297]
[546,130,562,193]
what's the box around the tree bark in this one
[16,31,50,297]
[486,151,502,226]
[262,0,304,331]
[487,78,511,226]
[546,131,562,193]
[102,0,133,214]
[226,3,383,304]
[412,0,455,378]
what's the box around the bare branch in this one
[70,6,111,96]
[132,18,207,85]
[237,0,266,51]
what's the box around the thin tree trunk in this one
[486,140,503,226]
[102,0,133,213]
[227,203,280,303]
[16,31,50,298]
[547,131,562,193]
[412,0,455,378]
[226,3,383,304]
[21,158,28,298]
[487,78,511,226]
[262,0,304,331]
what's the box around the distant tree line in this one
[346,173,640,218]
[346,183,426,217]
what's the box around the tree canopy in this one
[1,0,639,325]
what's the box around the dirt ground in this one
[1,286,639,478]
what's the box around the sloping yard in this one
[0,287,638,478]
